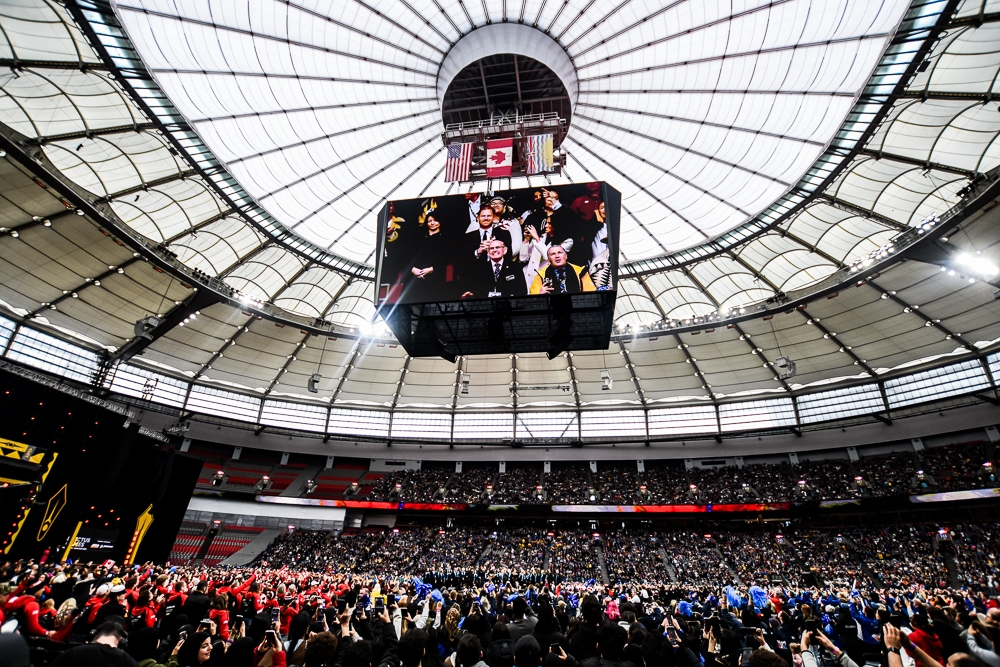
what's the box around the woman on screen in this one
[405,213,454,302]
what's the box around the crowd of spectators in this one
[854,452,917,497]
[792,459,860,501]
[491,468,543,504]
[595,467,641,504]
[923,443,994,491]
[841,525,951,588]
[256,529,332,570]
[790,529,862,587]
[6,516,1000,667]
[641,462,691,503]
[252,524,976,593]
[661,531,735,587]
[952,522,1000,590]
[738,463,794,503]
[688,467,756,504]
[416,528,491,582]
[285,441,1000,507]
[546,529,602,583]
[445,466,495,503]
[368,468,455,503]
[718,532,804,588]
[477,528,548,581]
[543,466,591,503]
[602,529,666,585]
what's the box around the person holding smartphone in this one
[800,627,862,667]
[171,631,213,667]
[255,622,287,667]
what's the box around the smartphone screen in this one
[666,627,678,642]
[270,607,280,623]
[337,599,348,613]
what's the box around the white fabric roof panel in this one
[0,2,97,64]
[0,70,142,140]
[2,0,1000,442]
[109,177,229,244]
[112,0,911,262]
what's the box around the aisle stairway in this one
[594,544,611,586]
[221,528,284,566]
[942,552,962,588]
[838,535,883,585]
[282,462,324,497]
[658,547,679,583]
[715,544,744,586]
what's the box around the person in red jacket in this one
[129,589,157,629]
[4,579,56,639]
[0,583,11,626]
[279,596,299,636]
[161,581,188,620]
[83,584,110,628]
[209,595,230,641]
[154,574,171,598]
[908,612,946,666]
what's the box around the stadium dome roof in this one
[0,0,999,448]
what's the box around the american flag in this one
[445,142,473,182]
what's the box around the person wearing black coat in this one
[463,207,515,272]
[486,622,515,667]
[51,622,139,667]
[531,603,568,653]
[579,625,635,667]
[182,583,211,625]
[463,239,527,299]
[568,599,603,663]
[404,214,456,302]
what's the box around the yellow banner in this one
[0,437,44,465]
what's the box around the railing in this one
[444,112,563,133]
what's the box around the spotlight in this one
[460,373,471,395]
[307,373,321,393]
[774,356,796,380]
[600,369,613,391]
[133,315,162,340]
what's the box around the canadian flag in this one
[485,138,513,178]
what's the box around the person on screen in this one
[405,213,454,301]
[465,206,515,263]
[461,239,527,299]
[588,202,613,291]
[562,185,605,268]
[518,218,573,291]
[530,245,595,295]
[524,190,574,255]
[488,195,523,253]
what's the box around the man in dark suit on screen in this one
[465,205,514,263]
[461,239,527,299]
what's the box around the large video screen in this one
[376,183,619,306]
